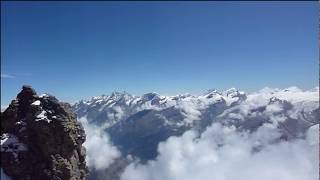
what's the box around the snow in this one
[1,133,28,161]
[37,110,47,119]
[0,134,9,146]
[35,110,52,123]
[74,86,319,128]
[256,87,319,103]
[98,103,109,112]
[15,121,26,126]
[1,134,27,151]
[31,100,41,106]
[39,93,49,98]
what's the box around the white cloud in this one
[255,86,319,104]
[1,74,15,79]
[219,87,319,127]
[76,86,318,179]
[79,117,121,170]
[120,86,319,180]
[113,106,125,120]
[1,73,32,79]
[121,123,319,180]
[177,101,201,125]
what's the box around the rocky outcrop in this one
[1,86,88,180]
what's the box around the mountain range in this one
[1,86,318,180]
[72,86,319,176]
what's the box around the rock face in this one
[1,86,88,180]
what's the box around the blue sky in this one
[1,2,318,105]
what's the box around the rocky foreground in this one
[1,86,88,180]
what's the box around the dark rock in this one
[1,86,88,180]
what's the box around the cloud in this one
[177,101,201,125]
[220,87,319,126]
[120,86,319,180]
[1,74,15,79]
[77,87,318,179]
[1,73,32,79]
[79,117,121,170]
[121,122,319,180]
[113,106,125,120]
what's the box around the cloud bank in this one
[79,117,121,170]
[121,122,318,180]
[76,86,318,179]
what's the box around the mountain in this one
[72,88,245,128]
[1,86,318,180]
[1,86,88,180]
[73,86,319,164]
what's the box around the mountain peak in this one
[283,86,302,92]
[1,86,88,179]
[17,85,38,107]
[110,91,132,98]
[142,92,160,100]
[224,88,245,97]
[204,88,220,95]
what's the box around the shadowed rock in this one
[1,86,88,180]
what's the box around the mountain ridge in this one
[73,86,319,162]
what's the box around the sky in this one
[1,2,318,105]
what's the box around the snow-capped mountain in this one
[72,88,247,128]
[73,87,319,162]
[3,86,317,180]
